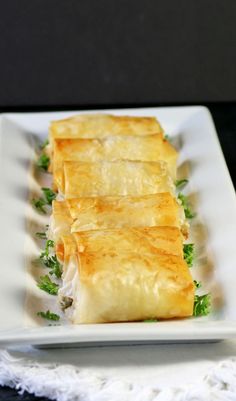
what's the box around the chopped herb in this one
[32,188,56,215]
[47,255,63,279]
[143,319,159,322]
[36,225,49,240]
[194,280,202,289]
[40,139,49,150]
[178,193,196,219]
[37,310,60,321]
[37,153,50,171]
[176,179,188,189]
[41,187,56,205]
[193,294,211,317]
[32,198,47,214]
[35,231,47,239]
[40,240,62,278]
[40,239,55,260]
[47,239,55,248]
[37,275,59,295]
[164,134,170,141]
[183,243,194,267]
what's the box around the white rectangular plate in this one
[0,106,236,347]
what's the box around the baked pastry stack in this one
[45,114,194,323]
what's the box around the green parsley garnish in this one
[178,193,196,219]
[36,231,47,239]
[194,280,202,289]
[193,294,211,317]
[32,188,56,214]
[40,139,49,150]
[183,243,194,267]
[143,319,159,322]
[32,198,47,214]
[175,179,188,189]
[46,255,63,278]
[164,134,170,141]
[41,188,56,205]
[35,225,48,239]
[37,310,60,321]
[37,275,59,295]
[40,239,54,259]
[40,240,62,278]
[37,153,50,171]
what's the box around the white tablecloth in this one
[1,339,236,400]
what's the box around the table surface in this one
[0,103,235,400]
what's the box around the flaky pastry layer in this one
[55,160,174,199]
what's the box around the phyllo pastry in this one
[57,227,194,323]
[47,114,163,171]
[68,193,186,234]
[56,160,175,199]
[49,193,187,242]
[53,135,177,179]
[56,226,184,267]
[50,113,163,141]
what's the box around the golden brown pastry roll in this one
[58,228,194,323]
[76,252,194,323]
[47,114,164,171]
[50,193,188,242]
[67,193,187,235]
[56,160,175,199]
[56,226,184,266]
[50,113,163,141]
[53,135,177,180]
